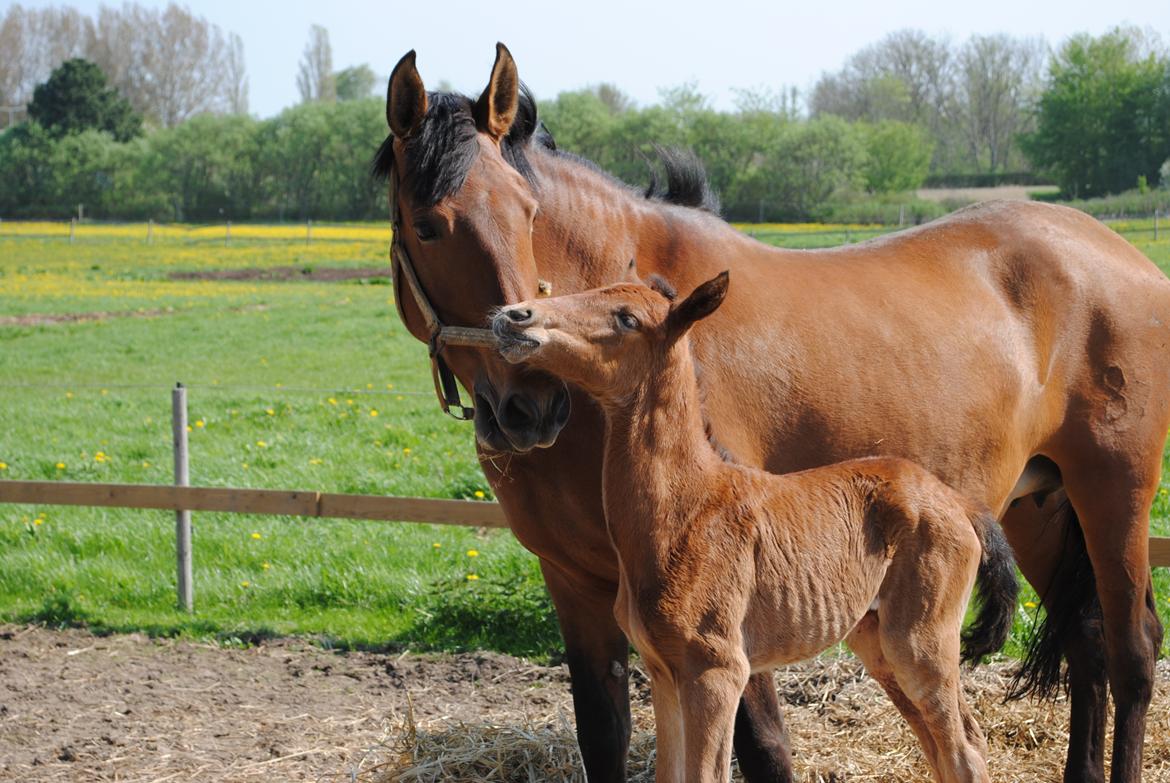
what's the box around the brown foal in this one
[492,273,1019,783]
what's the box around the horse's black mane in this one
[372,84,720,215]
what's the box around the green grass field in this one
[1,218,1167,659]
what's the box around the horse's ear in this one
[666,271,729,336]
[387,50,427,138]
[475,42,520,141]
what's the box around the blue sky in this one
[18,0,1170,117]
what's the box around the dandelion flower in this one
[366,383,373,389]
[396,395,405,401]
[33,517,44,526]
[466,549,479,558]
[65,392,73,399]
[328,397,338,406]
[473,490,485,499]
[265,408,275,416]
[100,389,108,396]
[369,409,378,417]
[466,574,479,581]
[195,420,205,428]
[403,447,412,455]
[251,532,262,540]
[55,462,65,470]
[256,440,267,448]
[309,458,323,465]
[1024,601,1038,609]
[186,425,193,433]
[142,461,151,468]
[346,399,355,406]
[432,542,441,549]
[240,581,250,588]
[262,562,271,570]
[242,462,250,469]
[0,461,7,470]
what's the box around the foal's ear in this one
[666,271,729,335]
[387,50,427,138]
[475,42,520,141]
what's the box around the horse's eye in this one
[413,220,438,242]
[616,311,639,331]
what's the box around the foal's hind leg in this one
[846,612,942,779]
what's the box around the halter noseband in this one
[387,157,498,420]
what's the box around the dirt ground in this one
[2,624,1168,782]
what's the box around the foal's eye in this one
[616,311,640,331]
[413,220,438,242]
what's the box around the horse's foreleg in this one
[540,559,632,783]
[733,672,796,783]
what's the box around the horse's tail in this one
[1006,499,1099,700]
[961,509,1019,665]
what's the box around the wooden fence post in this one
[69,218,75,244]
[172,383,193,612]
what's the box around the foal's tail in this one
[961,511,1019,665]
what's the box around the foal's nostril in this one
[505,308,533,323]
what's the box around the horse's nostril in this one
[505,308,532,323]
[499,394,538,431]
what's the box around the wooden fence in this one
[0,480,507,527]
[1,479,1167,568]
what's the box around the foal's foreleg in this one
[540,561,632,783]
[678,657,751,783]
[734,673,796,783]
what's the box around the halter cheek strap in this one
[387,158,497,421]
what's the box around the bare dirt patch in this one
[1,625,1167,782]
[170,266,392,283]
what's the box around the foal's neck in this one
[600,340,723,561]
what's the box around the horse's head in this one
[376,44,570,453]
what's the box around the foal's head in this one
[491,272,730,403]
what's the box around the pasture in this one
[2,218,1170,780]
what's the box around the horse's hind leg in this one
[1001,494,1109,783]
[1061,460,1165,783]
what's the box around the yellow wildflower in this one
[262,562,271,570]
[33,517,44,526]
[403,447,411,455]
[466,574,479,581]
[65,392,73,399]
[466,549,479,558]
[328,397,338,405]
[194,420,205,428]
[265,408,275,416]
[432,542,441,549]
[1024,601,1038,609]
[240,581,250,588]
[369,409,378,417]
[55,462,65,470]
[256,440,267,448]
[309,458,323,465]
[251,532,262,540]
[473,490,485,499]
[0,461,7,470]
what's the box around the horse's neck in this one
[600,341,722,564]
[530,151,755,291]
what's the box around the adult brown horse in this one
[375,45,1169,782]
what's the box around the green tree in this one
[1022,28,1170,196]
[26,58,141,141]
[335,64,378,101]
[858,120,934,192]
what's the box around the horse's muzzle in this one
[474,379,571,453]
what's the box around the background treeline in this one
[1,8,1168,222]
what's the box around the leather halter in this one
[387,157,498,420]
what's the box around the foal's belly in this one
[742,562,888,669]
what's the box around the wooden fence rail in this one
[0,480,507,528]
[1,479,1167,566]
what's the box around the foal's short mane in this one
[372,85,721,215]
